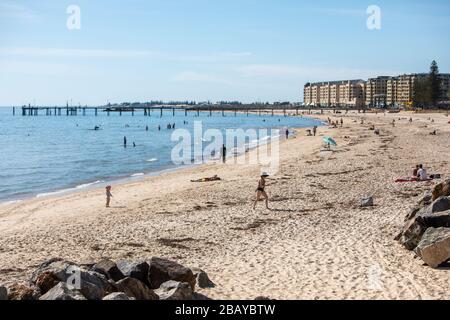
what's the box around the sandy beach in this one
[1,110,449,300]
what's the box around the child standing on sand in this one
[106,186,113,208]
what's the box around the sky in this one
[0,0,449,105]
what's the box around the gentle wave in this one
[0,200,22,206]
[36,180,103,198]
[76,180,103,189]
[131,173,144,177]
[146,158,158,162]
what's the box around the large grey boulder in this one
[116,260,149,284]
[423,197,450,215]
[154,281,193,300]
[0,286,7,300]
[116,277,159,300]
[398,210,450,250]
[102,292,133,300]
[191,268,215,288]
[30,259,116,300]
[398,215,428,250]
[30,258,76,284]
[39,282,86,300]
[415,227,450,268]
[147,257,196,290]
[92,259,125,282]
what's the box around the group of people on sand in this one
[327,117,343,128]
[412,164,429,181]
[104,171,273,210]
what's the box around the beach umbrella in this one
[322,136,337,146]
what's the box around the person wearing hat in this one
[253,172,270,210]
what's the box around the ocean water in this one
[0,107,322,202]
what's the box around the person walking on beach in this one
[313,126,317,136]
[285,128,289,139]
[253,172,270,210]
[221,144,227,163]
[123,136,127,148]
[340,118,343,127]
[105,186,113,208]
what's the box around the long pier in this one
[14,105,318,117]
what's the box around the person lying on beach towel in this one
[191,175,221,183]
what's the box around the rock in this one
[148,257,196,290]
[192,292,213,300]
[30,258,76,284]
[39,282,86,300]
[398,216,428,250]
[418,190,433,207]
[154,281,193,300]
[191,268,215,288]
[432,179,450,201]
[360,197,373,207]
[116,277,159,300]
[30,259,116,300]
[116,260,149,284]
[102,292,133,300]
[421,209,450,224]
[398,210,450,250]
[404,205,423,222]
[423,197,450,215]
[415,227,450,268]
[7,283,41,300]
[71,268,117,300]
[92,259,125,282]
[35,271,59,294]
[0,286,7,300]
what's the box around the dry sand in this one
[1,110,450,300]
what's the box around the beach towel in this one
[395,178,433,183]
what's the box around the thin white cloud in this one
[311,7,366,17]
[0,2,38,22]
[0,47,252,62]
[173,51,252,62]
[0,47,158,59]
[172,71,233,85]
[0,60,89,75]
[238,64,403,81]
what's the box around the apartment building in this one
[365,76,390,107]
[304,73,450,107]
[304,80,365,107]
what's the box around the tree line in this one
[413,60,449,109]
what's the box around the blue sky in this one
[1,0,449,105]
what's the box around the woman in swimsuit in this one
[253,173,270,210]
